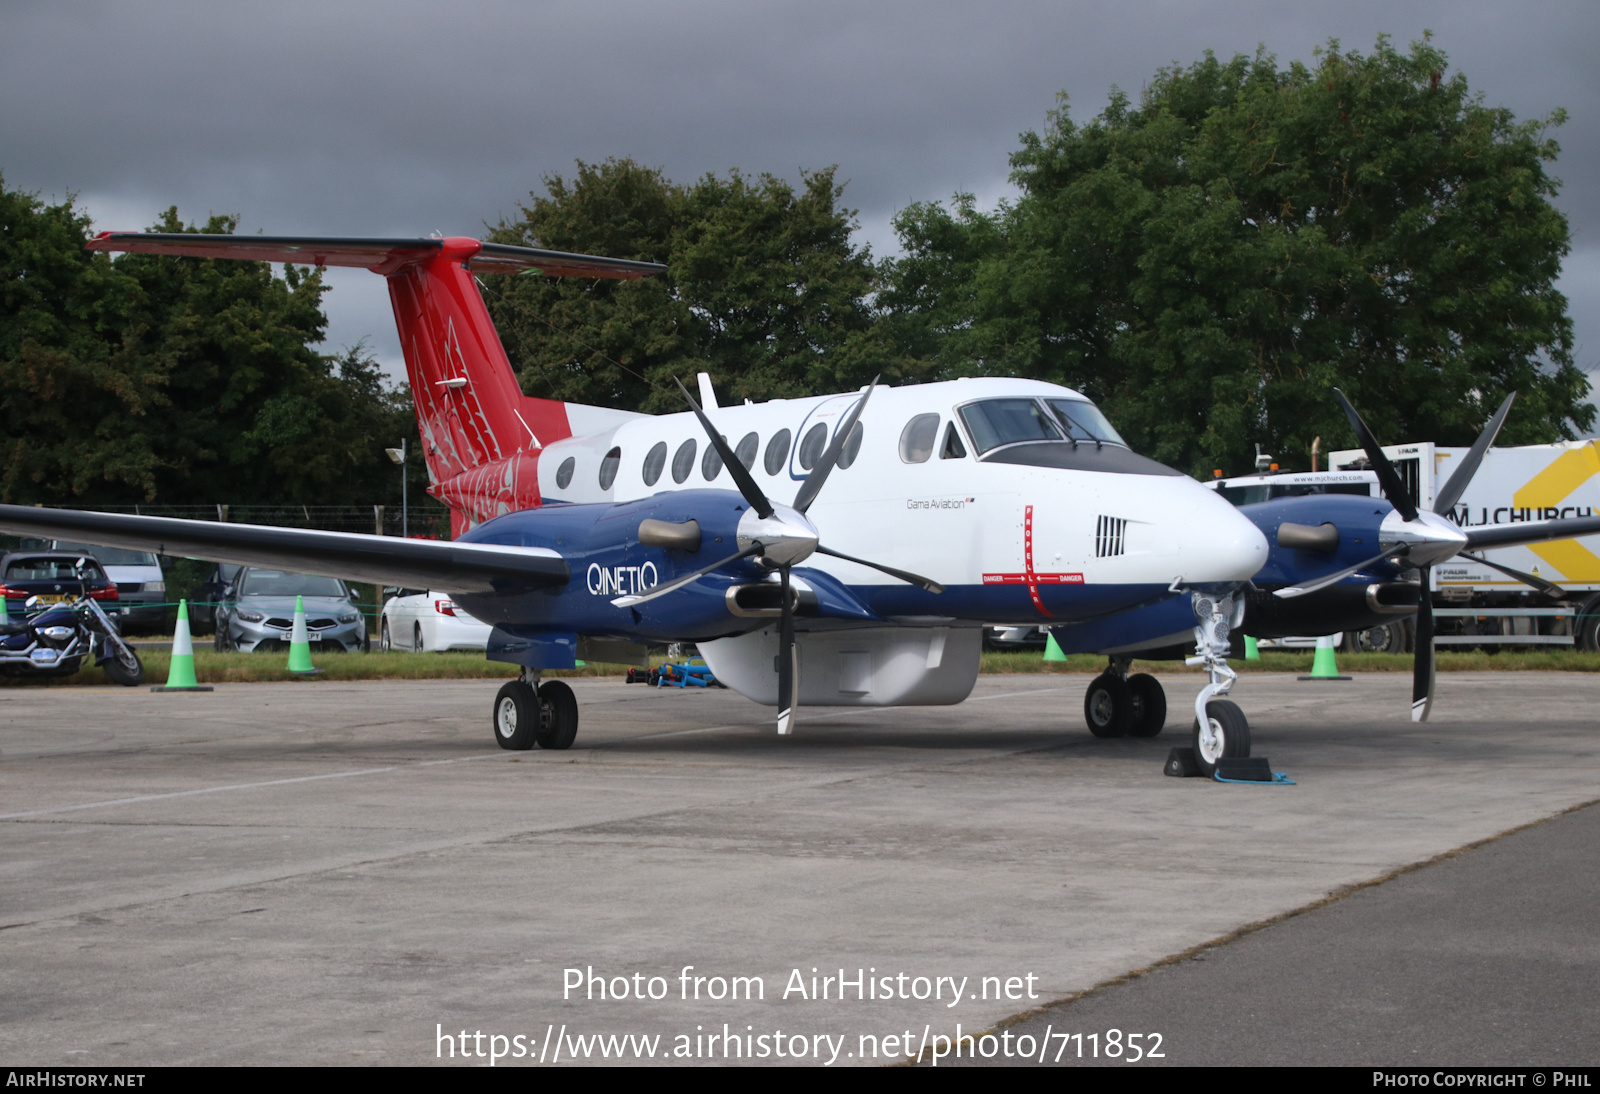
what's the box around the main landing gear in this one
[493,668,579,751]
[1083,658,1168,738]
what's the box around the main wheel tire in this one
[493,681,539,750]
[1343,622,1405,654]
[536,680,579,750]
[1124,673,1167,737]
[1192,699,1250,777]
[1084,673,1131,738]
[380,619,393,652]
[104,645,144,687]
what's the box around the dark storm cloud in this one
[5,0,1599,383]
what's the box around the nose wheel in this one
[1192,699,1250,776]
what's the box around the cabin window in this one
[556,457,575,489]
[702,437,725,481]
[899,414,940,463]
[642,442,668,486]
[798,423,829,470]
[838,422,864,469]
[957,399,1062,455]
[672,439,697,484]
[940,422,967,459]
[598,447,622,490]
[735,431,759,471]
[764,429,791,475]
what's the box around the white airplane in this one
[0,233,1267,771]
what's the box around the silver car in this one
[213,568,368,653]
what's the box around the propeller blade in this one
[815,545,945,593]
[1433,393,1516,516]
[1412,565,1435,722]
[674,376,775,520]
[1463,514,1600,551]
[610,542,766,607]
[791,377,879,515]
[1333,388,1418,522]
[776,564,797,735]
[1272,543,1411,599]
[1458,551,1568,598]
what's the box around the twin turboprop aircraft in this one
[0,231,1272,768]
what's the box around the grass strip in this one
[7,647,1600,687]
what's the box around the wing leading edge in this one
[0,506,568,595]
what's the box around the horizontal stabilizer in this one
[0,506,568,595]
[86,233,667,279]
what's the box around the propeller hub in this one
[1380,509,1468,567]
[737,504,820,569]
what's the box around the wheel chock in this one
[1164,747,1201,777]
[1213,757,1296,784]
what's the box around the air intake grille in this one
[1096,515,1127,558]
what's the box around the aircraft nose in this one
[1176,493,1269,583]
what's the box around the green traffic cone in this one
[1042,632,1067,663]
[1298,634,1351,681]
[286,593,321,676]
[0,588,8,624]
[1244,635,1260,661]
[151,599,213,692]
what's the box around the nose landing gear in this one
[1184,591,1250,776]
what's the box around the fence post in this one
[374,505,385,535]
[217,504,229,522]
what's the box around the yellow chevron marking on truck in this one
[1512,441,1600,582]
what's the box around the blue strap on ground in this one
[1213,772,1297,785]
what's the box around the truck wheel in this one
[1343,622,1405,654]
[1577,596,1600,651]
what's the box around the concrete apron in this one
[0,672,1594,1065]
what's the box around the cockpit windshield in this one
[957,397,1127,455]
[1044,399,1126,447]
[957,399,1064,454]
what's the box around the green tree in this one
[884,35,1588,475]
[485,159,907,413]
[0,184,419,507]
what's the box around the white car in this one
[380,590,492,652]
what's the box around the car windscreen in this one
[238,570,347,598]
[956,399,1064,454]
[51,541,159,566]
[5,558,107,582]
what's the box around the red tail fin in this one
[86,233,664,533]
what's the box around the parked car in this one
[380,588,492,652]
[187,563,241,635]
[984,625,1049,651]
[213,568,368,653]
[31,540,168,633]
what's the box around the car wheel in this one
[1576,597,1600,651]
[413,622,424,653]
[492,681,539,750]
[536,680,579,750]
[1192,699,1250,777]
[380,619,392,652]
[1083,673,1130,738]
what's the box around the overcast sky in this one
[6,0,1598,418]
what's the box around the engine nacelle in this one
[698,626,982,707]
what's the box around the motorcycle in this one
[0,558,145,685]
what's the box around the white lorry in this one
[1208,439,1600,650]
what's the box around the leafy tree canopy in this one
[0,180,415,506]
[883,35,1589,475]
[485,159,910,413]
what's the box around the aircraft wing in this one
[84,233,668,279]
[0,506,568,595]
